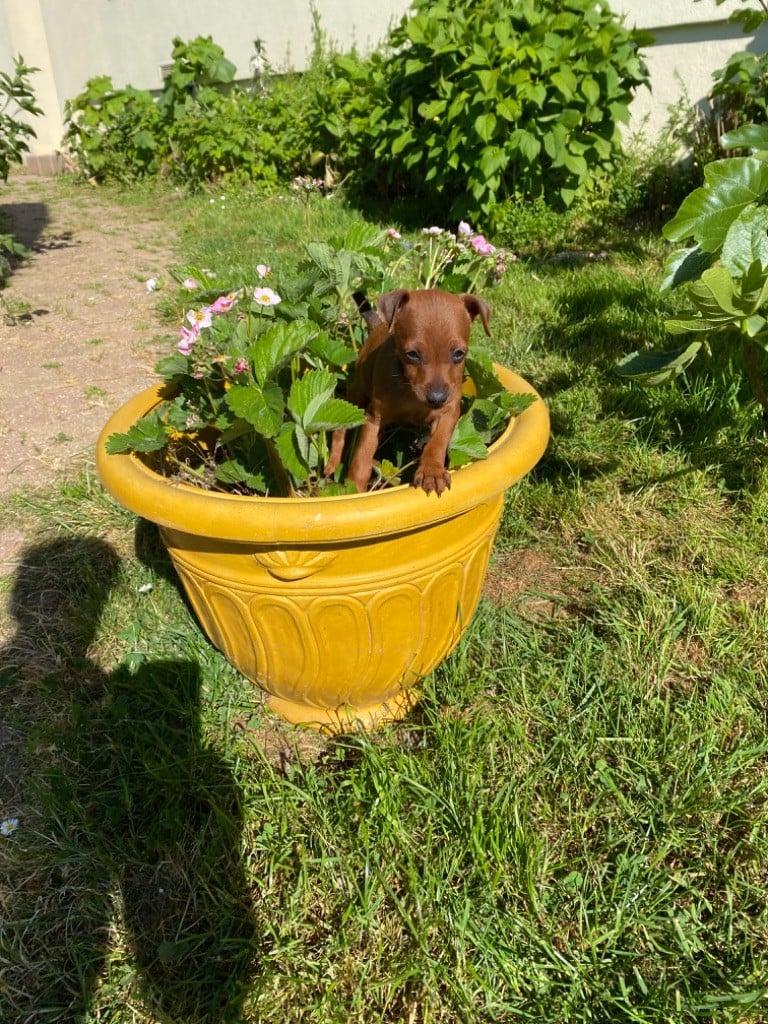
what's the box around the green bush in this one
[63,35,329,187]
[315,0,652,223]
[63,76,162,182]
[1,54,42,182]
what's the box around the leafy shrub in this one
[315,0,652,223]
[1,54,42,182]
[63,77,162,182]
[63,32,337,188]
[1,55,42,282]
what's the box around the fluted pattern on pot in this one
[159,500,497,727]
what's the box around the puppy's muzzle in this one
[425,386,449,408]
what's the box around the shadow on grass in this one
[0,537,259,1023]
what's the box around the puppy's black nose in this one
[426,386,448,408]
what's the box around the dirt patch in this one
[0,175,176,570]
[483,547,588,619]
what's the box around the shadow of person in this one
[0,537,259,1023]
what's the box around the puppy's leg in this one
[323,427,347,478]
[413,411,458,496]
[346,414,382,492]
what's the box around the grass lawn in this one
[1,181,767,1023]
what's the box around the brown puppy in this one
[325,288,491,495]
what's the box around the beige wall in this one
[612,0,768,138]
[1,0,766,167]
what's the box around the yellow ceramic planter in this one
[96,366,549,731]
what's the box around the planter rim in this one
[96,365,549,544]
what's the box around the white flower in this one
[146,277,158,292]
[256,264,271,279]
[458,221,473,237]
[253,287,281,307]
[1,818,19,837]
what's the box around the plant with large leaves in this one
[617,123,768,414]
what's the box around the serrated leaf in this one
[287,369,337,428]
[214,458,266,492]
[449,413,489,467]
[225,380,284,437]
[154,353,191,378]
[274,421,312,481]
[248,321,314,386]
[615,342,702,386]
[105,413,169,454]
[305,397,366,432]
[307,331,357,367]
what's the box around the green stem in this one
[264,437,295,496]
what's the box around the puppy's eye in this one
[404,350,422,364]
[451,349,467,363]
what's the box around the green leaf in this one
[154,353,191,378]
[307,331,357,368]
[214,458,266,492]
[274,421,312,481]
[105,412,169,454]
[449,413,489,467]
[689,264,760,320]
[225,380,284,437]
[744,314,768,338]
[474,112,497,142]
[721,123,768,153]
[287,369,337,429]
[248,321,314,386]
[305,397,366,432]
[721,205,768,275]
[660,247,713,292]
[665,317,722,334]
[615,342,703,386]
[663,157,768,251]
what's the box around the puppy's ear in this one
[461,294,491,336]
[377,289,410,330]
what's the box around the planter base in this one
[266,688,420,732]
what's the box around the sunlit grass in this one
[1,181,767,1023]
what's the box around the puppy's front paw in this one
[414,463,451,496]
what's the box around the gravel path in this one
[0,175,176,569]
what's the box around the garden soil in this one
[0,174,176,571]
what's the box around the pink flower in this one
[178,324,198,355]
[386,228,402,240]
[233,357,248,374]
[187,307,213,330]
[253,287,281,307]
[182,277,200,291]
[207,293,237,314]
[470,235,496,256]
[256,264,270,279]
[458,221,472,237]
